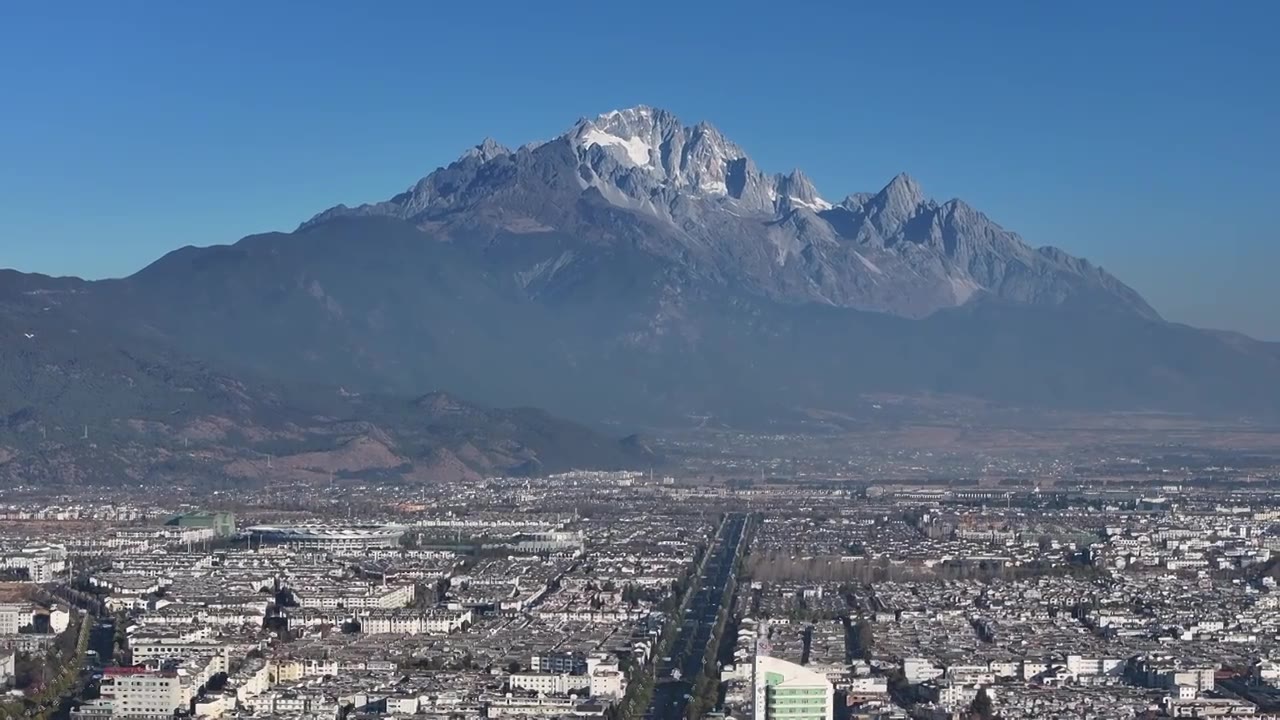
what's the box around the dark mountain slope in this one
[0,276,653,486]
[47,215,1278,424]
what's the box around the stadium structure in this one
[245,524,405,550]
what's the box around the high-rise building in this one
[753,654,834,720]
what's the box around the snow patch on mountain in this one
[577,126,653,166]
[854,251,883,276]
[788,196,833,212]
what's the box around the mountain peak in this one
[881,172,924,206]
[576,105,685,142]
[461,137,510,162]
[595,104,669,124]
[565,106,765,204]
[298,107,1158,323]
[863,172,927,236]
[777,169,830,211]
[569,107,672,168]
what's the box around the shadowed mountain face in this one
[3,105,1280,468]
[0,269,656,487]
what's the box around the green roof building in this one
[165,511,236,538]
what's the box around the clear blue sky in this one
[1,1,1277,337]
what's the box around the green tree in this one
[851,620,874,659]
[968,688,996,720]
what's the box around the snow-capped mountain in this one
[12,105,1274,427]
[305,105,1157,320]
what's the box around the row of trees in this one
[0,609,91,719]
[686,514,754,720]
[611,518,729,720]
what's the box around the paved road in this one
[646,513,746,720]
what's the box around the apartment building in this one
[753,654,835,720]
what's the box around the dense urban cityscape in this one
[5,437,1280,720]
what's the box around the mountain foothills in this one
[4,106,1280,484]
[0,270,654,487]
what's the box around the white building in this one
[386,696,421,714]
[0,603,34,635]
[509,672,587,696]
[357,608,471,635]
[294,583,414,610]
[97,666,190,718]
[0,544,68,582]
[49,608,71,634]
[587,656,627,700]
[753,654,834,720]
[926,682,996,712]
[842,676,888,696]
[903,657,944,684]
[1065,655,1125,677]
[129,639,229,674]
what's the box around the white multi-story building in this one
[946,665,994,685]
[509,672,587,696]
[129,639,229,674]
[0,603,34,635]
[753,654,834,720]
[1065,655,1125,677]
[989,661,1020,679]
[1133,657,1218,695]
[386,696,421,714]
[842,677,888,696]
[530,652,588,675]
[902,657,943,684]
[0,544,67,582]
[97,662,213,718]
[268,658,341,682]
[587,656,627,700]
[927,682,995,712]
[357,608,471,635]
[294,583,414,610]
[1021,660,1050,681]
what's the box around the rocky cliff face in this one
[304,105,1158,320]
